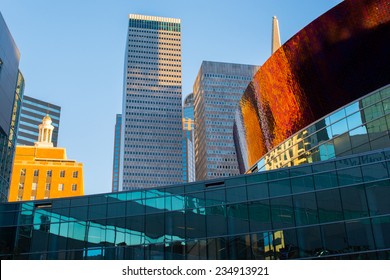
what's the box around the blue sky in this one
[1,0,342,195]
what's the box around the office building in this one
[17,95,61,147]
[120,14,183,190]
[8,116,84,201]
[194,61,259,181]
[182,93,195,182]
[0,12,24,202]
[1,0,390,261]
[112,114,122,192]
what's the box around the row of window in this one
[128,45,180,52]
[126,71,181,78]
[125,138,181,144]
[129,31,180,39]
[125,88,181,95]
[128,50,180,56]
[127,65,181,73]
[123,158,181,164]
[126,105,180,112]
[128,41,180,47]
[203,73,253,81]
[20,169,78,178]
[125,112,181,120]
[127,61,180,68]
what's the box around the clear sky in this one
[1,0,342,195]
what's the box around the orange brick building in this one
[9,115,84,201]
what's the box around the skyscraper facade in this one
[194,61,259,181]
[112,114,121,192]
[17,95,61,147]
[0,12,24,202]
[120,14,183,190]
[182,93,195,182]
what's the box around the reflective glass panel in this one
[293,193,318,226]
[270,197,295,229]
[340,184,369,219]
[316,189,344,223]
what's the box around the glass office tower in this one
[17,95,61,147]
[120,14,183,191]
[194,61,259,181]
[112,114,122,192]
[0,12,24,202]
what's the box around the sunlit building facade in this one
[120,14,183,191]
[0,12,24,202]
[8,116,84,202]
[194,61,259,181]
[17,95,61,147]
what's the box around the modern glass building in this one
[120,14,183,190]
[0,12,25,202]
[182,93,195,183]
[17,95,61,147]
[112,114,122,192]
[1,147,390,260]
[194,61,259,181]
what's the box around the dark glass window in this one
[321,223,348,255]
[270,197,295,229]
[227,204,249,235]
[228,235,252,260]
[333,132,352,156]
[88,204,107,220]
[340,184,369,219]
[145,213,164,244]
[248,200,272,232]
[126,200,145,216]
[337,167,363,186]
[226,186,247,203]
[70,206,88,220]
[291,175,314,193]
[247,182,269,201]
[107,202,126,218]
[205,189,225,207]
[225,177,245,187]
[206,205,227,237]
[207,237,227,260]
[365,180,390,216]
[362,162,388,182]
[346,219,375,252]
[269,179,291,197]
[371,216,390,249]
[296,226,323,258]
[316,189,344,223]
[165,211,185,241]
[314,171,338,190]
[186,208,206,239]
[293,193,318,226]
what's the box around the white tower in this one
[34,115,54,148]
[272,16,281,54]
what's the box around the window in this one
[18,183,24,190]
[32,183,38,190]
[16,196,22,201]
[20,169,26,176]
[47,170,52,177]
[31,196,36,200]
[33,169,39,177]
[72,184,77,191]
[72,171,78,178]
[58,183,64,191]
[60,170,65,177]
[45,183,51,191]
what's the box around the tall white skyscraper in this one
[120,14,183,190]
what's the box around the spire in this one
[34,114,54,148]
[272,16,281,54]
